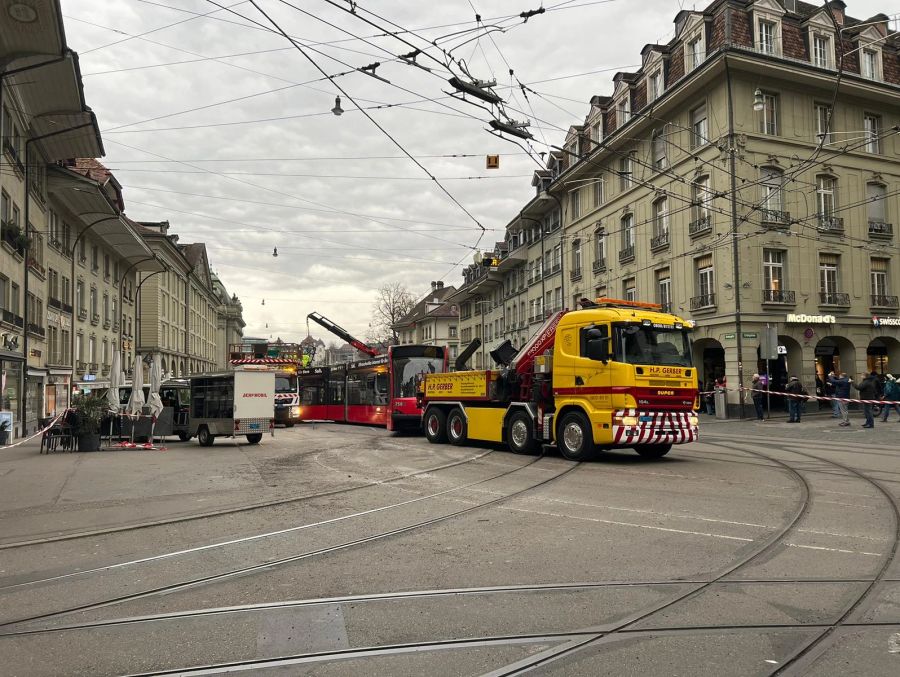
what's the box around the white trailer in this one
[188,371,275,446]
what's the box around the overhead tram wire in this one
[243,1,487,250]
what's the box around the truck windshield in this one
[275,376,296,393]
[614,324,692,367]
[394,356,443,398]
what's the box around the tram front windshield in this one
[393,348,445,398]
[614,323,692,367]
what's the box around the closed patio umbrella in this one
[126,354,145,442]
[147,353,164,443]
[106,350,122,444]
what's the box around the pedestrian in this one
[785,376,807,423]
[824,373,838,417]
[880,374,900,422]
[852,371,880,428]
[750,373,766,420]
[828,371,852,426]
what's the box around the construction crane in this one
[306,312,380,358]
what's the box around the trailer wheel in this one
[246,433,263,445]
[177,432,190,442]
[633,443,672,458]
[506,410,539,455]
[423,408,448,444]
[446,409,468,446]
[557,411,596,461]
[197,426,215,447]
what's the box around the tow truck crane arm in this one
[306,312,380,357]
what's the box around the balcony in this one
[102,365,110,376]
[569,268,582,282]
[820,292,850,306]
[76,360,86,371]
[91,313,100,325]
[592,259,607,274]
[78,308,87,320]
[868,221,893,238]
[1,226,26,256]
[103,319,111,330]
[27,258,45,276]
[650,231,669,251]
[618,246,635,264]
[760,209,790,227]
[688,214,712,237]
[26,323,45,338]
[817,216,844,234]
[112,322,120,332]
[690,293,716,311]
[762,289,796,304]
[89,362,99,372]
[872,294,899,308]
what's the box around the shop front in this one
[0,350,23,439]
[46,371,71,418]
[25,368,46,435]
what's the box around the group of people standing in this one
[748,371,900,427]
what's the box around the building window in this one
[621,213,635,250]
[570,189,581,220]
[686,33,704,71]
[812,34,831,68]
[623,278,636,302]
[656,270,671,312]
[815,103,832,144]
[761,167,784,215]
[571,238,582,276]
[819,253,839,296]
[696,257,715,306]
[759,92,777,135]
[593,176,605,206]
[594,227,606,266]
[76,280,85,313]
[867,183,887,225]
[763,249,785,292]
[90,288,97,317]
[758,19,777,55]
[816,176,837,217]
[618,155,633,191]
[690,103,707,148]
[692,175,711,222]
[617,97,630,126]
[647,70,661,103]
[652,129,667,170]
[871,258,889,301]
[652,197,669,238]
[864,114,881,153]
[861,49,880,80]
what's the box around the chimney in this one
[430,281,437,291]
[827,0,846,27]
[436,281,444,289]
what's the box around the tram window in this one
[347,374,362,405]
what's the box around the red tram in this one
[297,345,447,430]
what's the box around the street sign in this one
[742,332,758,339]
[760,326,778,360]
[723,333,736,340]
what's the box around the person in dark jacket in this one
[853,372,880,428]
[880,374,900,422]
[785,376,806,422]
[828,371,852,426]
[750,373,766,420]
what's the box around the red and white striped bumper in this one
[611,409,699,445]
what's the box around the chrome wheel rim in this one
[427,415,439,435]
[510,419,528,448]
[449,416,462,439]
[563,422,583,452]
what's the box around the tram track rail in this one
[0,454,581,630]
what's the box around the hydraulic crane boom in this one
[306,312,380,357]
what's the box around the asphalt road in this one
[0,412,897,676]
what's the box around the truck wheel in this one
[557,411,596,461]
[177,432,190,442]
[634,443,672,458]
[246,433,263,445]
[198,426,215,447]
[506,410,539,455]
[446,409,468,446]
[423,408,448,444]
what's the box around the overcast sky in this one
[61,0,889,343]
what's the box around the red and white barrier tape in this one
[701,386,898,406]
[0,412,65,451]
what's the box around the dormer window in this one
[686,33,704,71]
[758,19,777,54]
[647,70,662,103]
[617,98,630,126]
[812,34,831,68]
[862,48,881,80]
[590,120,603,146]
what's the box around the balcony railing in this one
[688,214,712,237]
[89,362,99,372]
[868,221,893,238]
[618,246,635,264]
[871,294,899,308]
[569,268,582,282]
[27,258,45,276]
[650,231,670,251]
[91,313,100,325]
[760,209,790,226]
[690,293,716,310]
[76,360,86,371]
[820,292,850,306]
[762,289,796,304]
[103,319,111,330]
[26,323,45,338]
[1,308,18,326]
[817,216,844,234]
[592,259,607,274]
[78,308,87,320]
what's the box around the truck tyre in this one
[634,443,672,458]
[198,426,215,447]
[506,410,539,455]
[177,432,190,442]
[446,408,468,446]
[246,433,263,445]
[557,411,596,461]
[423,408,448,444]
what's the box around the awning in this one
[47,166,164,273]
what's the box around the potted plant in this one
[71,394,106,452]
[0,419,10,446]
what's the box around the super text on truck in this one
[419,298,699,461]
